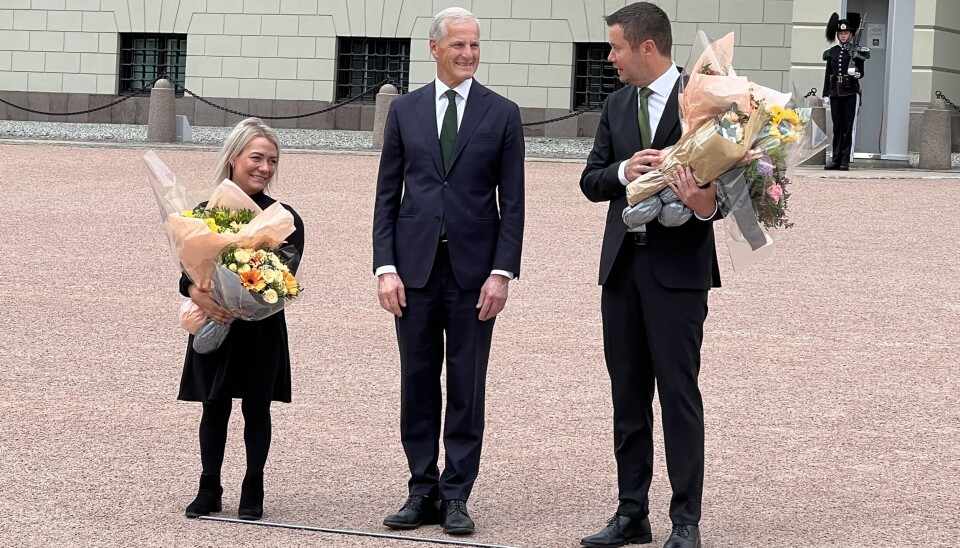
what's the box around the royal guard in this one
[823,12,869,171]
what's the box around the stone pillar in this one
[918,98,952,170]
[147,79,176,142]
[372,84,399,150]
[804,95,827,166]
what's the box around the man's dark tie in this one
[440,89,459,171]
[637,87,653,149]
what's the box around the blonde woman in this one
[179,118,304,521]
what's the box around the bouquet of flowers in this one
[716,97,827,270]
[144,150,302,353]
[185,244,302,354]
[623,102,767,228]
[623,32,771,220]
[622,31,828,271]
[181,205,255,234]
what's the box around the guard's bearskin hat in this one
[826,12,860,42]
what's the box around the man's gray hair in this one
[429,7,479,42]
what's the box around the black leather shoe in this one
[838,163,849,171]
[383,495,439,529]
[185,474,222,518]
[439,499,475,535]
[824,162,841,170]
[581,514,652,547]
[663,524,700,548]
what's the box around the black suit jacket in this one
[373,81,525,290]
[580,80,722,290]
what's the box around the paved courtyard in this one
[0,143,957,547]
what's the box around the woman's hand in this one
[187,284,233,324]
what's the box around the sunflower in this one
[240,269,266,291]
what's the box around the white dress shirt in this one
[375,77,514,280]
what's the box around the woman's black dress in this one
[177,191,304,403]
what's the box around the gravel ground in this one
[1,143,958,548]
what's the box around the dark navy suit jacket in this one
[373,81,525,290]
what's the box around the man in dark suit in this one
[578,3,721,548]
[372,6,524,537]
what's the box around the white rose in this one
[228,263,238,272]
[238,264,251,274]
[262,289,278,304]
[234,249,251,264]
[261,269,276,284]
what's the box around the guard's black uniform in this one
[823,44,864,169]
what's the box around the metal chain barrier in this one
[803,88,818,98]
[936,90,960,114]
[1,74,606,128]
[521,102,603,127]
[0,87,148,116]
[170,77,399,120]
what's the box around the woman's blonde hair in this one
[212,117,281,191]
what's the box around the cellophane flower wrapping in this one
[190,244,302,354]
[144,151,301,352]
[620,31,829,272]
[625,104,769,206]
[625,31,768,207]
[718,94,828,271]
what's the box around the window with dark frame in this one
[573,43,623,110]
[119,33,187,95]
[336,37,410,102]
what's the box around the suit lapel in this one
[414,82,445,177]
[651,79,681,150]
[622,86,643,153]
[447,81,492,173]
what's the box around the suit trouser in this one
[601,239,708,525]
[395,243,495,502]
[830,94,858,164]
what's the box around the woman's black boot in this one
[238,471,264,520]
[185,474,223,518]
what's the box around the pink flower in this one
[765,183,783,202]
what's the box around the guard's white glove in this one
[822,97,830,107]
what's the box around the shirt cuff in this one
[491,270,514,280]
[618,161,630,186]
[375,265,397,277]
[694,203,719,221]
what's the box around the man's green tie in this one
[440,89,458,171]
[637,87,653,149]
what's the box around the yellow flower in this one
[204,218,219,233]
[783,109,801,126]
[283,272,299,296]
[262,289,279,304]
[181,210,195,218]
[234,249,251,264]
[240,269,266,292]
